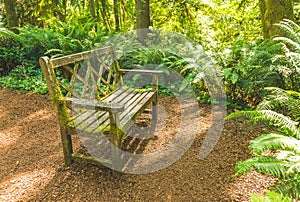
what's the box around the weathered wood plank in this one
[71,110,98,127]
[120,91,150,114]
[71,90,154,134]
[81,112,110,133]
[104,87,134,103]
[72,152,111,166]
[119,69,163,75]
[77,112,108,133]
[120,91,155,132]
[108,88,138,106]
[65,97,124,112]
[50,46,113,68]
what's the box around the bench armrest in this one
[64,97,124,112]
[119,69,164,75]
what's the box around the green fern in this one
[249,133,300,155]
[235,156,289,177]
[260,110,300,138]
[250,190,292,202]
[226,110,300,138]
[228,89,300,197]
[273,19,300,91]
[229,19,300,199]
[271,174,300,200]
[257,87,300,122]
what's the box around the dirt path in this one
[0,87,276,201]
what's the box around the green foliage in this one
[2,0,263,52]
[249,133,300,155]
[151,0,261,51]
[0,22,107,74]
[250,190,292,202]
[228,87,300,200]
[219,39,284,107]
[234,132,300,177]
[234,156,288,178]
[44,17,109,55]
[113,31,213,102]
[257,87,300,122]
[18,26,62,64]
[18,22,107,59]
[0,28,26,76]
[226,109,300,138]
[0,66,48,94]
[218,19,300,108]
[273,19,300,91]
[271,174,300,200]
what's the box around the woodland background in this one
[0,0,300,200]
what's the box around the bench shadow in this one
[73,113,157,173]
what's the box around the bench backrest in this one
[39,46,122,103]
[39,46,122,126]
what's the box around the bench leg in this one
[152,97,158,125]
[149,94,158,138]
[112,129,123,176]
[151,74,159,136]
[60,126,73,166]
[110,112,123,176]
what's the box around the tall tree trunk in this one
[259,0,294,38]
[136,0,150,45]
[120,0,126,25]
[4,0,19,33]
[113,0,120,31]
[89,0,96,18]
[100,0,111,30]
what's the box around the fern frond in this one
[286,160,300,174]
[225,110,259,120]
[272,173,300,200]
[257,88,289,110]
[275,19,300,40]
[250,133,300,155]
[258,88,300,122]
[234,156,289,177]
[274,37,300,51]
[286,90,300,98]
[259,110,300,138]
[250,190,292,202]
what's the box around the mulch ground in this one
[0,87,277,201]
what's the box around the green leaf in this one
[235,156,289,177]
[230,73,239,84]
[250,191,292,202]
[223,68,232,78]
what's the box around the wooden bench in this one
[39,46,162,170]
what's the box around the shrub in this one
[217,39,284,108]
[0,29,26,76]
[0,65,48,94]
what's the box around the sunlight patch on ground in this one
[0,169,53,201]
[0,109,53,148]
[0,111,7,120]
[21,109,53,121]
[227,171,277,201]
[0,127,21,148]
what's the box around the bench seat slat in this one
[71,110,99,128]
[120,91,155,132]
[76,111,109,133]
[69,89,155,135]
[104,87,135,103]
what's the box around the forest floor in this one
[0,87,277,202]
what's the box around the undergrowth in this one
[0,66,48,94]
